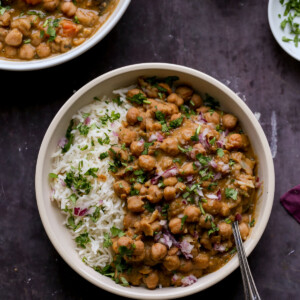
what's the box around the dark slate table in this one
[1,0,300,299]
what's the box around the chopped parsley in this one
[225,188,238,200]
[178,145,193,153]
[180,215,187,230]
[169,116,183,129]
[75,232,90,248]
[62,120,74,153]
[110,227,125,237]
[49,173,58,179]
[67,216,83,231]
[84,168,98,178]
[99,111,120,125]
[98,133,110,145]
[64,171,91,195]
[196,153,211,166]
[77,122,89,136]
[217,148,224,157]
[103,233,112,248]
[127,93,148,104]
[208,221,219,236]
[142,142,153,155]
[99,152,109,160]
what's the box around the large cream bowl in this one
[35,63,275,299]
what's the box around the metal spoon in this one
[232,221,261,300]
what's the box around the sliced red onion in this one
[186,175,194,183]
[224,129,229,136]
[149,134,158,142]
[171,274,180,282]
[194,161,201,167]
[214,172,222,181]
[151,175,161,185]
[209,160,218,169]
[111,122,115,128]
[155,205,162,213]
[112,131,118,137]
[180,240,194,259]
[181,275,197,287]
[198,112,207,124]
[193,231,199,239]
[178,213,184,218]
[235,213,242,222]
[162,166,179,178]
[159,234,173,249]
[84,117,91,125]
[74,207,88,216]
[222,164,230,172]
[255,177,262,188]
[163,229,181,248]
[206,193,218,200]
[214,243,226,252]
[58,137,68,148]
[195,188,204,197]
[156,132,164,142]
[99,200,103,205]
[182,199,188,205]
[217,189,222,201]
[71,185,76,193]
[137,139,145,147]
[154,232,162,242]
[60,179,66,187]
[159,220,167,226]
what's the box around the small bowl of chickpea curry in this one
[35,63,275,299]
[0,0,130,70]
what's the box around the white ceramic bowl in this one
[35,63,275,299]
[0,0,130,71]
[268,0,300,61]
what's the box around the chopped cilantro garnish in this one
[180,215,187,230]
[64,171,91,195]
[84,168,98,178]
[49,173,58,179]
[127,93,148,104]
[100,152,109,160]
[249,219,255,227]
[77,122,89,136]
[98,133,110,145]
[204,94,220,109]
[110,227,125,237]
[103,233,112,248]
[225,188,238,200]
[137,116,143,121]
[62,120,74,153]
[75,232,90,248]
[169,116,183,128]
[178,145,192,153]
[217,148,224,157]
[142,142,153,155]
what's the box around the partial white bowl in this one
[0,0,130,71]
[268,0,300,61]
[35,63,275,299]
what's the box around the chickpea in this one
[204,111,220,124]
[175,86,194,101]
[218,222,233,239]
[36,43,51,58]
[169,218,183,234]
[127,88,146,98]
[167,93,184,107]
[147,185,163,203]
[61,1,77,17]
[138,155,156,171]
[190,94,203,108]
[113,180,131,197]
[126,107,139,125]
[0,28,8,42]
[180,162,197,176]
[183,206,201,222]
[160,137,179,156]
[202,199,222,215]
[163,186,176,201]
[178,259,193,273]
[19,44,36,60]
[163,255,180,271]
[199,214,212,229]
[220,202,231,217]
[144,271,159,289]
[222,114,238,129]
[175,182,186,193]
[5,28,23,47]
[151,243,167,261]
[133,240,144,256]
[4,46,17,57]
[193,253,209,269]
[130,140,144,156]
[192,143,206,156]
[11,18,31,36]
[0,12,11,27]
[117,236,133,249]
[163,177,178,186]
[239,222,250,240]
[118,127,137,146]
[226,134,242,150]
[127,196,145,213]
[160,156,173,170]
[43,0,60,11]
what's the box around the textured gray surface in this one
[0,0,300,299]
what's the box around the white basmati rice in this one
[50,85,135,269]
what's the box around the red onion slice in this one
[112,131,118,137]
[58,137,68,148]
[162,166,179,178]
[84,117,91,125]
[180,240,194,259]
[74,207,88,216]
[214,243,226,252]
[149,134,158,142]
[181,275,198,287]
[235,213,242,222]
[206,193,218,200]
[217,189,222,201]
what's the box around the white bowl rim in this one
[0,0,131,71]
[35,62,275,299]
[268,0,300,61]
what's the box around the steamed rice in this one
[49,85,134,269]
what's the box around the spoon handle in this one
[232,221,261,300]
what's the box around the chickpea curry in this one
[97,76,259,289]
[0,0,118,60]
